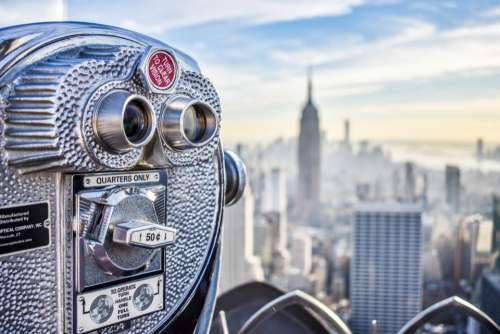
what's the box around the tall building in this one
[392,168,401,200]
[344,119,351,145]
[445,165,461,212]
[476,138,484,161]
[351,203,423,334]
[261,168,290,277]
[289,229,313,276]
[404,161,416,201]
[492,195,500,270]
[281,229,315,293]
[469,271,500,334]
[468,197,500,333]
[298,71,321,214]
[420,172,428,207]
[262,168,288,251]
[251,146,266,214]
[454,215,493,285]
[342,119,352,152]
[220,186,264,292]
[310,255,329,298]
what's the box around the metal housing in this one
[0,22,225,334]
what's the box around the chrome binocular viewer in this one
[0,22,246,334]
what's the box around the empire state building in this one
[298,72,321,215]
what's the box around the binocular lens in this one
[160,96,218,150]
[182,105,207,143]
[123,99,149,144]
[94,91,156,152]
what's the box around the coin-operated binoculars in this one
[0,22,246,334]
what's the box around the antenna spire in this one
[307,66,313,102]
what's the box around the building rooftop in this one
[355,202,424,213]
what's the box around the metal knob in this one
[80,185,175,277]
[224,150,247,206]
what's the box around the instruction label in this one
[0,202,50,257]
[83,172,160,188]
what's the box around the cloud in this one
[0,0,371,34]
[212,17,500,97]
[270,19,500,89]
[92,0,367,34]
[484,5,500,17]
[269,19,437,75]
[0,0,66,26]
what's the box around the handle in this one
[113,220,176,249]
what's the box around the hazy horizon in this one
[222,128,500,147]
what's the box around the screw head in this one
[137,47,179,94]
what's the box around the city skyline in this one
[1,0,500,143]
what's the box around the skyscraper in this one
[404,161,416,201]
[298,71,321,214]
[454,215,493,285]
[445,165,461,212]
[342,118,352,153]
[344,119,350,145]
[476,138,484,161]
[492,195,500,270]
[350,203,423,334]
[261,168,290,277]
[262,168,288,251]
[469,271,500,334]
[289,229,313,276]
[220,185,264,292]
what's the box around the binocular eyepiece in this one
[95,91,157,152]
[94,91,218,153]
[160,95,218,150]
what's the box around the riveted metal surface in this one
[0,167,60,333]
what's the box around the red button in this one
[147,50,177,90]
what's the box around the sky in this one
[1,0,500,144]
